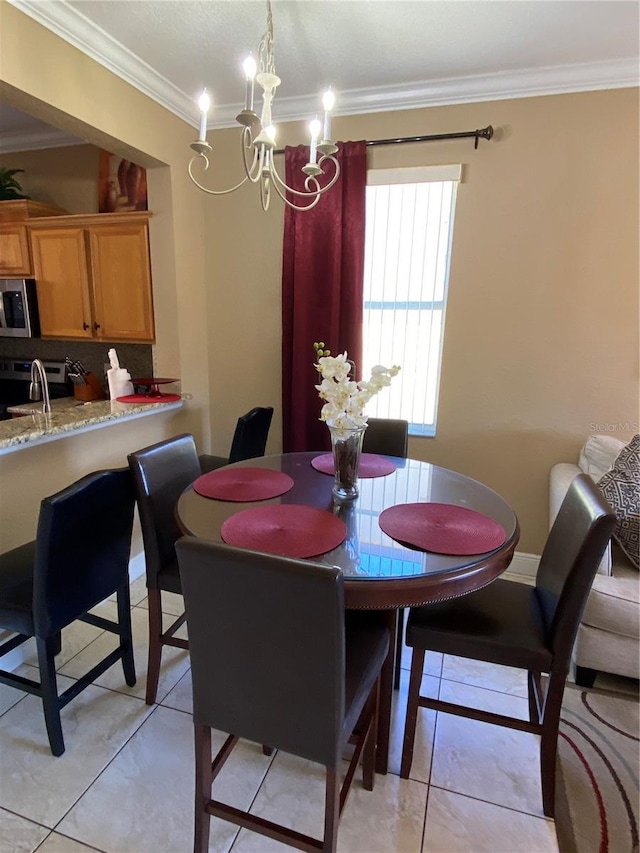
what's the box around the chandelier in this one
[188,0,340,212]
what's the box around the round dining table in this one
[176,451,520,774]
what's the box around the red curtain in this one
[281,140,367,452]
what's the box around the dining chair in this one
[399,473,616,817]
[199,406,274,472]
[175,536,389,853]
[0,467,136,756]
[128,433,202,704]
[362,417,409,459]
[362,416,409,687]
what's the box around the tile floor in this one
[0,576,632,853]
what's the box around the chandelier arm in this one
[269,174,323,212]
[269,156,340,198]
[241,127,262,183]
[260,174,271,211]
[316,155,341,192]
[188,154,251,195]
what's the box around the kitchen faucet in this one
[29,358,52,415]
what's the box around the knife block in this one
[74,372,106,402]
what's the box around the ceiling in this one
[2,0,639,152]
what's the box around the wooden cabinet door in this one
[30,228,93,338]
[88,221,155,342]
[0,225,32,276]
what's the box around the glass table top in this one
[177,452,519,583]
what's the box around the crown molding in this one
[8,0,194,124]
[211,58,640,128]
[8,0,640,137]
[0,128,85,154]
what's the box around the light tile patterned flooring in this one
[1,574,605,853]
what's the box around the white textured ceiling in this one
[2,0,639,151]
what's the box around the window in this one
[362,165,460,436]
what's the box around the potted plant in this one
[0,167,29,200]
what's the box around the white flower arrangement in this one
[313,345,400,430]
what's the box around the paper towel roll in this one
[108,368,134,400]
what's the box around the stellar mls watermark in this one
[589,421,638,433]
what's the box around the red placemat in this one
[378,503,506,555]
[116,393,182,403]
[311,452,397,478]
[221,505,347,558]
[194,467,294,502]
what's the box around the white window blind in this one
[362,165,460,436]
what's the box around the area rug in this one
[556,684,639,853]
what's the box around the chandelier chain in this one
[260,0,276,76]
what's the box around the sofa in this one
[549,434,639,685]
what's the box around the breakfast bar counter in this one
[0,396,184,455]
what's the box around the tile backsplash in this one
[0,339,153,387]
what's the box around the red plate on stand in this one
[132,377,178,397]
[117,377,181,404]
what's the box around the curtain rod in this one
[274,125,493,156]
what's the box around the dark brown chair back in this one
[34,467,135,637]
[535,473,616,671]
[228,406,274,464]
[128,434,202,586]
[362,417,409,458]
[176,537,346,768]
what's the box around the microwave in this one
[0,279,40,338]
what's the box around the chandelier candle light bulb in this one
[322,89,335,141]
[187,0,340,211]
[243,55,257,111]
[197,90,210,141]
[309,118,321,165]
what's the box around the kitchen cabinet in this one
[0,200,67,278]
[0,224,32,276]
[28,212,155,342]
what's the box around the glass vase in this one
[328,424,367,501]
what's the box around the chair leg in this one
[394,608,405,690]
[362,681,379,791]
[323,766,340,853]
[194,723,212,853]
[145,587,163,705]
[36,636,64,756]
[400,647,425,779]
[376,610,397,775]
[527,671,542,724]
[52,631,62,656]
[117,582,136,687]
[575,665,597,688]
[539,674,565,818]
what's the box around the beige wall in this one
[206,89,639,553]
[1,4,638,555]
[0,145,100,213]
[0,3,209,549]
[0,410,192,552]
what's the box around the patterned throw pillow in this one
[597,434,640,569]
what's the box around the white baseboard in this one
[128,551,146,583]
[503,550,540,583]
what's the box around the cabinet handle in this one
[94,322,101,331]
[83,322,89,330]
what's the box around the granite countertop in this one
[0,396,183,454]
